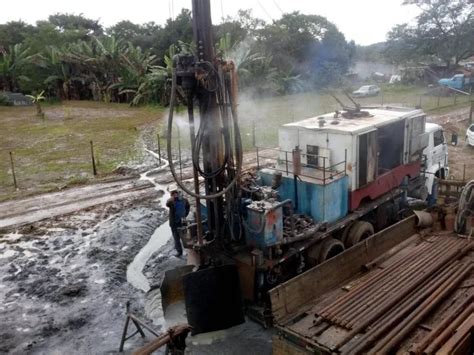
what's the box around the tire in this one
[340,223,354,246]
[307,238,345,266]
[345,221,374,248]
[317,238,345,264]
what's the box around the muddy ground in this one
[429,106,474,180]
[0,184,272,355]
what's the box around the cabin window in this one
[433,130,444,146]
[307,145,319,167]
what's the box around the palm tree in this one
[34,46,82,100]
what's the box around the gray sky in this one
[0,0,420,45]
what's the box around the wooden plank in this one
[272,333,318,355]
[269,215,417,324]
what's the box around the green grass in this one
[0,101,165,200]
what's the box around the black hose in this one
[166,68,242,200]
[191,95,230,179]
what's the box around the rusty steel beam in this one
[368,264,473,354]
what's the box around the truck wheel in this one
[345,221,374,248]
[317,238,345,264]
[307,238,345,266]
[340,223,354,246]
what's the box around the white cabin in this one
[278,107,428,191]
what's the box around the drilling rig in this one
[161,0,447,335]
[164,0,246,334]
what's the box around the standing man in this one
[166,185,190,257]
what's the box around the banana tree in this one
[26,90,46,117]
[0,43,32,92]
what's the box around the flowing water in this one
[126,150,172,292]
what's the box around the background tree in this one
[0,9,355,101]
[385,0,474,67]
[0,21,35,49]
[256,12,354,90]
[0,43,32,92]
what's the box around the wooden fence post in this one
[90,140,97,176]
[252,121,256,147]
[157,134,162,165]
[9,151,18,189]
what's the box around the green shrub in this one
[0,93,12,106]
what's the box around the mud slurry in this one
[0,197,167,354]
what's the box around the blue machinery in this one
[244,147,348,248]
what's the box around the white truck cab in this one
[423,123,449,196]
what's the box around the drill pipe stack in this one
[309,235,473,354]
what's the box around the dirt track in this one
[0,178,156,230]
[0,150,273,354]
[428,107,474,180]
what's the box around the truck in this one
[243,107,447,304]
[423,122,449,199]
[158,0,451,338]
[438,73,473,91]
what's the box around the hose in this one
[166,67,243,200]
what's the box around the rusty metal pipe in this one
[343,261,461,355]
[338,237,459,319]
[411,294,473,353]
[331,242,469,351]
[320,239,436,319]
[326,246,437,324]
[320,239,430,317]
[344,241,465,328]
[421,302,474,354]
[340,244,459,328]
[369,264,472,354]
[132,324,192,355]
[333,238,459,326]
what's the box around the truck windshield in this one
[433,130,444,146]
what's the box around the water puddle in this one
[127,150,172,292]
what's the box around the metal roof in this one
[282,107,424,135]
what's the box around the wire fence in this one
[0,133,184,198]
[1,94,473,198]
